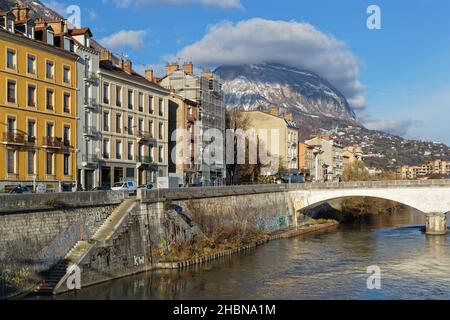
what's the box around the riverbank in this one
[155,220,339,270]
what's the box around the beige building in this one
[243,107,299,175]
[305,135,343,182]
[343,145,364,170]
[401,159,450,179]
[97,50,170,186]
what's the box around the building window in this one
[63,154,70,175]
[28,151,35,175]
[63,93,71,113]
[116,140,122,160]
[149,120,153,136]
[7,20,14,33]
[46,61,54,79]
[27,120,36,143]
[103,112,109,131]
[46,123,54,137]
[116,114,122,133]
[128,142,134,161]
[7,149,15,174]
[158,122,163,140]
[63,66,71,84]
[46,152,53,175]
[158,146,164,163]
[46,89,54,110]
[149,96,154,114]
[103,139,110,159]
[63,126,70,146]
[127,116,133,135]
[27,55,36,74]
[7,80,16,103]
[116,86,122,107]
[128,89,133,109]
[27,85,36,107]
[159,98,164,116]
[149,144,154,160]
[103,83,110,104]
[138,118,143,132]
[138,92,143,112]
[7,117,15,133]
[6,49,16,69]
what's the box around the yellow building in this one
[0,8,78,192]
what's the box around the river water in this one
[58,210,450,300]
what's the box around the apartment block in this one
[159,62,226,185]
[305,135,344,182]
[168,95,201,185]
[97,50,170,187]
[0,7,78,191]
[401,159,450,179]
[68,27,101,191]
[243,107,299,175]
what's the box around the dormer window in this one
[64,36,71,51]
[7,19,14,33]
[27,26,34,39]
[0,16,5,29]
[47,29,54,45]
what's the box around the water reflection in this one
[57,209,450,300]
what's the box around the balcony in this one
[84,71,97,82]
[82,154,99,165]
[83,126,98,137]
[136,131,155,143]
[137,156,157,170]
[138,156,153,164]
[3,132,25,145]
[84,98,98,110]
[42,136,71,149]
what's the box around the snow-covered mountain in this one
[215,63,357,123]
[0,0,62,20]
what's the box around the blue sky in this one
[46,0,450,144]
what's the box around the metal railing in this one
[82,154,99,163]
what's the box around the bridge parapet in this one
[286,179,450,190]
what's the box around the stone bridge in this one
[288,180,450,235]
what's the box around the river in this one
[57,209,450,300]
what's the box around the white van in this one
[111,181,138,195]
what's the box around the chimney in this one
[165,63,179,76]
[284,112,293,121]
[144,68,154,82]
[201,70,213,79]
[122,59,132,75]
[100,49,113,68]
[183,62,193,75]
[12,6,30,22]
[267,106,279,117]
[46,19,66,34]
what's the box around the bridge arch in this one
[288,181,450,235]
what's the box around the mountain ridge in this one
[0,0,62,20]
[215,63,357,123]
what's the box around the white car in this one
[111,181,138,195]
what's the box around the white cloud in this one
[174,18,366,110]
[107,0,243,9]
[362,117,419,137]
[99,30,147,51]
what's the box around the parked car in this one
[111,181,138,195]
[9,186,33,194]
[138,184,154,190]
[91,185,111,191]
